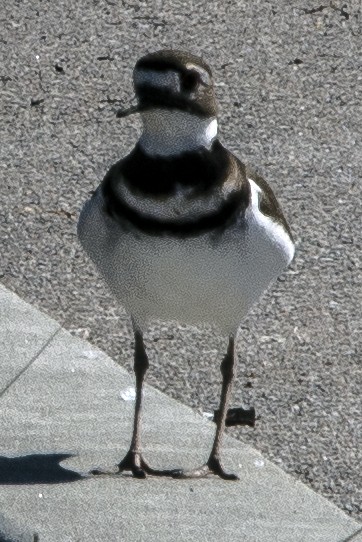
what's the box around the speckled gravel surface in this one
[1,0,361,521]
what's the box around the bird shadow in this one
[0,453,83,485]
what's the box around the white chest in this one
[78,189,293,334]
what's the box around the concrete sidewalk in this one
[0,283,361,542]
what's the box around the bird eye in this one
[181,70,200,93]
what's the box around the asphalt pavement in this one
[1,0,361,521]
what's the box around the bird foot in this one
[90,452,238,481]
[173,454,239,480]
[90,450,182,479]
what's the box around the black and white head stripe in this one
[133,50,217,118]
[133,69,181,93]
[135,50,213,79]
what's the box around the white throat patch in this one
[139,109,218,157]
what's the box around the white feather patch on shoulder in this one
[248,178,295,264]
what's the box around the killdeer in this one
[78,50,295,480]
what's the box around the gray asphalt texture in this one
[1,0,361,521]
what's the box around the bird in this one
[77,49,295,480]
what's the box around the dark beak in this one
[116,104,140,118]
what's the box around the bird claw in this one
[172,455,239,480]
[116,449,149,478]
[90,451,237,480]
[90,450,182,479]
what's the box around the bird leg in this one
[91,324,181,478]
[174,334,239,480]
[92,330,238,480]
[115,326,151,478]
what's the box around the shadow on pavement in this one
[0,453,83,484]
